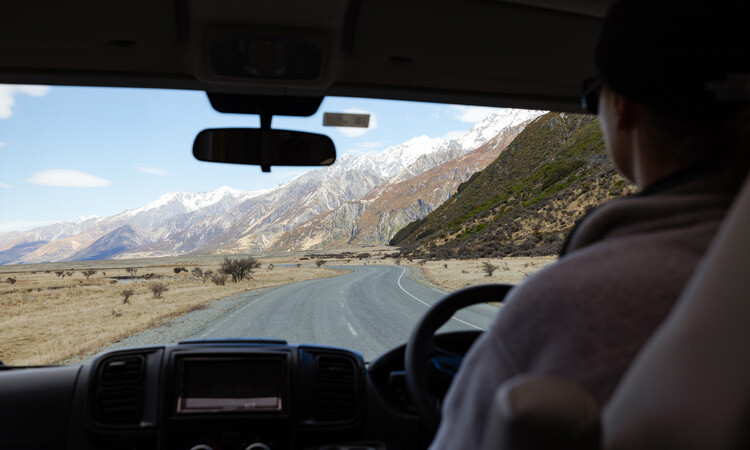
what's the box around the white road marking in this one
[397,267,484,331]
[347,322,358,336]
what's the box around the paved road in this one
[190,265,500,362]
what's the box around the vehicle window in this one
[0,85,634,365]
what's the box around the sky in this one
[0,84,508,233]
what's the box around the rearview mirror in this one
[193,129,336,172]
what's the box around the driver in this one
[430,0,749,448]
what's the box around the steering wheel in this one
[405,284,514,438]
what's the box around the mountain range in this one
[0,108,544,264]
[390,112,636,259]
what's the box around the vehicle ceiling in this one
[0,0,614,112]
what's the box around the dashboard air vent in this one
[95,355,145,425]
[314,354,358,422]
[316,355,355,382]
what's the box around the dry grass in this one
[0,259,343,366]
[399,256,556,293]
[0,250,554,366]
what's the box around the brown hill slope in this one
[391,113,636,259]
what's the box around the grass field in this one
[0,256,343,366]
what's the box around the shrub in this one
[315,260,326,267]
[174,267,188,274]
[191,267,204,281]
[125,268,138,276]
[55,271,65,278]
[82,269,97,280]
[65,271,74,278]
[150,283,168,298]
[210,273,228,285]
[219,257,261,282]
[267,263,274,271]
[6,277,16,285]
[296,263,301,268]
[202,269,213,283]
[482,261,498,277]
[121,289,135,304]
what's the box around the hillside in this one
[391,113,636,259]
[270,122,527,250]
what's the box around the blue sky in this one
[0,84,505,232]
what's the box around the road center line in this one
[397,268,483,331]
[347,322,358,336]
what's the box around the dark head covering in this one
[595,0,750,122]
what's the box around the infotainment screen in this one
[177,357,284,414]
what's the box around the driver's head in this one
[586,0,750,187]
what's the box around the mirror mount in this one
[260,105,273,172]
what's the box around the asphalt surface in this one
[190,265,500,361]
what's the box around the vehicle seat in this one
[480,173,750,450]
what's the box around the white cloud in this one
[0,84,51,119]
[0,219,56,233]
[451,105,504,123]
[0,181,10,188]
[26,169,112,187]
[0,142,6,148]
[335,108,378,138]
[137,165,170,176]
[442,130,467,141]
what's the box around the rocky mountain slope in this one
[270,122,527,250]
[391,113,636,259]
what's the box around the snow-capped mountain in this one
[0,109,545,263]
[453,108,545,151]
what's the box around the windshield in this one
[0,85,632,365]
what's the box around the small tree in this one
[482,261,498,277]
[210,273,228,285]
[191,267,204,281]
[6,277,16,285]
[121,289,135,304]
[125,268,138,276]
[82,269,97,280]
[219,257,261,282]
[150,282,168,298]
[315,260,326,267]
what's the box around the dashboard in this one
[0,338,446,450]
